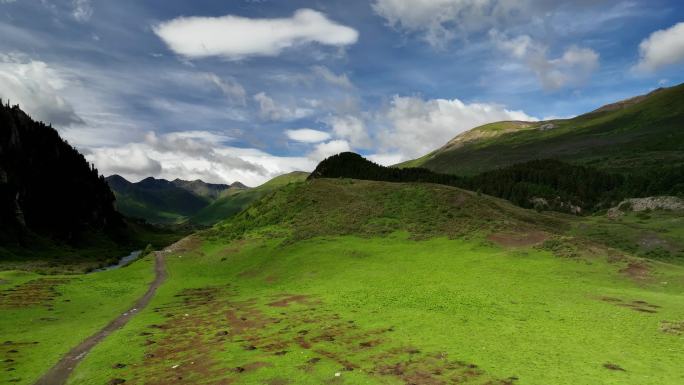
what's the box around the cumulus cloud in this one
[153,9,358,60]
[72,0,93,22]
[366,153,404,166]
[308,139,351,161]
[286,128,332,143]
[254,92,314,121]
[491,30,599,90]
[88,130,314,186]
[204,73,246,106]
[324,115,371,148]
[377,95,537,160]
[88,144,162,177]
[311,65,353,89]
[634,22,684,72]
[0,53,84,126]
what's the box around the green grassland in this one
[0,253,155,384]
[112,192,190,224]
[404,84,684,176]
[572,210,684,265]
[3,179,684,385]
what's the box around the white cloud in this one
[366,153,404,166]
[378,95,537,160]
[153,9,358,60]
[204,73,246,106]
[286,128,332,143]
[0,53,84,126]
[72,0,93,22]
[88,144,162,177]
[88,130,315,186]
[311,65,353,89]
[308,139,351,161]
[372,0,532,47]
[254,92,314,121]
[491,30,599,90]
[634,22,684,72]
[324,115,371,148]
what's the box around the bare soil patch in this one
[0,278,71,309]
[660,321,684,335]
[603,363,626,371]
[487,231,548,248]
[267,294,318,308]
[123,287,517,384]
[619,261,652,281]
[599,296,660,313]
[164,235,202,254]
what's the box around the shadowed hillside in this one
[0,103,186,272]
[0,101,122,244]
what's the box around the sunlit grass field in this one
[65,233,684,385]
[2,179,683,385]
[0,256,155,384]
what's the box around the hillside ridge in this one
[402,83,684,175]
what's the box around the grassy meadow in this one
[2,179,683,385]
[0,254,155,384]
[65,233,684,385]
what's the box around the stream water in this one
[91,250,142,273]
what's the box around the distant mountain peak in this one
[230,181,248,189]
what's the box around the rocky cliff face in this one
[0,101,122,244]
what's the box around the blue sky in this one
[1,0,683,185]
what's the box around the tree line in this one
[309,152,684,214]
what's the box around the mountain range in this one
[105,173,308,225]
[105,175,247,224]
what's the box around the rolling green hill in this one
[191,171,309,225]
[308,152,684,214]
[402,83,684,175]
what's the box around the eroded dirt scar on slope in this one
[116,286,518,385]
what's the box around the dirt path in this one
[34,251,167,385]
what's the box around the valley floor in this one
[4,229,682,385]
